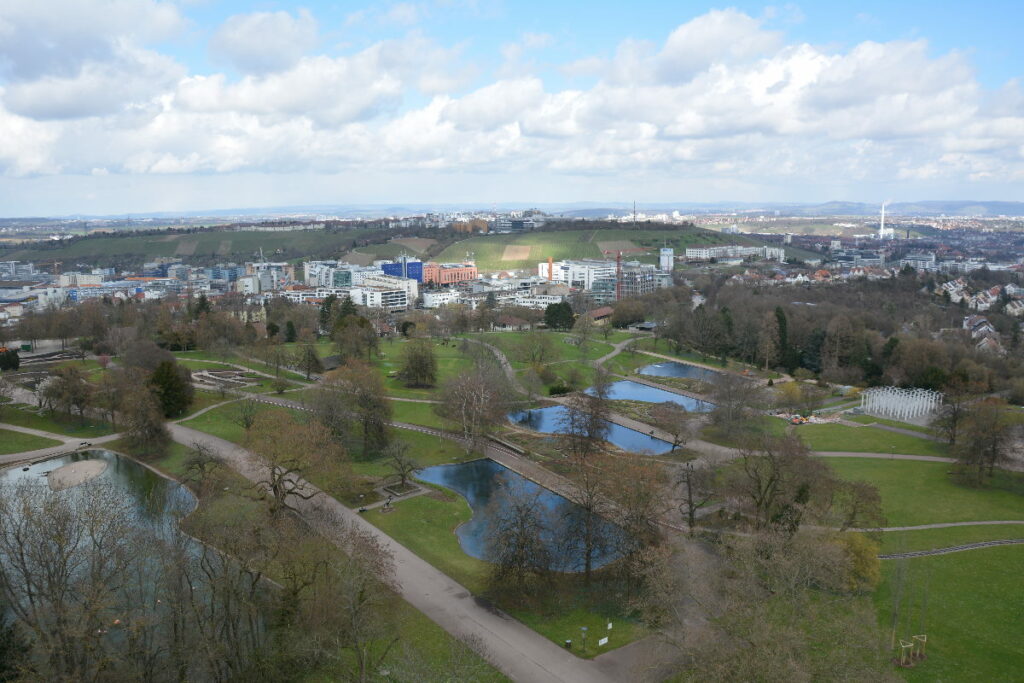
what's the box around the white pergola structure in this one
[860,387,943,422]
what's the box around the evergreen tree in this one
[0,348,18,372]
[318,293,338,334]
[337,295,358,321]
[266,321,280,338]
[148,361,194,418]
[544,302,574,330]
[284,320,297,343]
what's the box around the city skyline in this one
[1,1,1023,215]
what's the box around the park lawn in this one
[875,546,1024,682]
[632,337,745,370]
[847,414,933,434]
[822,458,1024,527]
[180,401,303,445]
[0,404,115,438]
[0,428,61,454]
[797,422,948,456]
[389,399,459,431]
[179,390,228,418]
[877,524,1024,554]
[470,331,613,370]
[177,358,236,372]
[351,428,469,479]
[377,339,474,400]
[365,490,646,658]
[173,350,308,382]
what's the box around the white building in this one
[58,272,103,287]
[538,259,616,289]
[659,247,675,272]
[422,290,462,308]
[684,245,784,262]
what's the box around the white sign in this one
[598,637,609,647]
[607,622,613,630]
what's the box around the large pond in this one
[591,379,713,412]
[509,405,674,454]
[0,450,196,530]
[639,360,721,383]
[416,458,623,571]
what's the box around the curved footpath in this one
[167,421,620,683]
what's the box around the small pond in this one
[508,405,674,454]
[416,458,624,571]
[591,380,713,412]
[638,360,721,383]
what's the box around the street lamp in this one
[580,626,588,653]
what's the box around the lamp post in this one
[580,626,588,653]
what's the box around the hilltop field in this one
[1,223,819,271]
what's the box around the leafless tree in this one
[437,364,512,452]
[677,461,715,532]
[484,474,553,588]
[649,401,694,453]
[384,441,419,490]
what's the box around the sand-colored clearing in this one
[48,459,107,491]
[501,245,532,261]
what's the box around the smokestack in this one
[547,256,553,283]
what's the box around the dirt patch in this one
[216,240,232,256]
[174,239,199,256]
[501,245,532,261]
[391,237,436,253]
[597,240,644,254]
[48,459,107,491]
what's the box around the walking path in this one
[879,538,1024,559]
[0,422,121,465]
[166,422,619,683]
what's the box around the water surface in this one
[509,405,674,454]
[416,458,623,571]
[593,380,713,412]
[639,360,720,383]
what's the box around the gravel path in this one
[879,538,1024,559]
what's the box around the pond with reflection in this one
[638,360,721,383]
[509,405,674,454]
[593,380,713,412]
[416,458,624,571]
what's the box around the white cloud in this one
[210,9,318,75]
[384,3,423,26]
[0,5,1022,208]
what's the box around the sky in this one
[0,0,1022,216]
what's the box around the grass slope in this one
[436,227,759,272]
[875,546,1024,682]
[2,227,377,266]
[0,428,61,454]
[823,458,1024,527]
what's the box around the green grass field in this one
[847,414,934,434]
[1,227,377,266]
[350,428,470,479]
[0,404,115,438]
[823,458,1024,527]
[875,546,1024,682]
[0,428,61,454]
[797,423,948,457]
[377,339,474,399]
[179,401,302,444]
[389,399,458,430]
[469,331,614,370]
[435,227,757,272]
[878,525,1024,554]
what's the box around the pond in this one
[592,380,713,412]
[638,360,721,383]
[508,405,674,454]
[0,450,196,531]
[416,458,624,571]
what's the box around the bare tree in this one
[437,363,513,452]
[231,398,259,432]
[384,441,419,490]
[183,441,224,497]
[485,474,553,587]
[678,461,715,532]
[649,401,694,453]
[245,409,337,514]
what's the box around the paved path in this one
[166,422,619,683]
[866,520,1024,532]
[0,421,122,465]
[879,538,1024,559]
[461,337,526,393]
[813,451,954,463]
